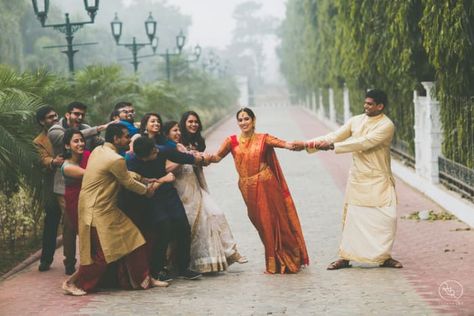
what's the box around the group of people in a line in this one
[33,88,402,296]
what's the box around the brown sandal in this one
[380,258,403,268]
[327,259,351,270]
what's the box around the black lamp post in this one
[166,43,202,80]
[187,44,202,64]
[151,30,190,81]
[116,24,200,81]
[31,0,100,76]
[136,30,200,81]
[111,12,157,73]
[205,51,220,75]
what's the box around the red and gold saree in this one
[215,133,309,273]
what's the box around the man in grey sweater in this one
[48,101,113,274]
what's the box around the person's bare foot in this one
[151,278,170,287]
[62,280,87,296]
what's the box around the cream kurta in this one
[78,143,147,265]
[308,113,397,263]
[308,113,396,207]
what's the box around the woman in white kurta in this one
[164,118,247,273]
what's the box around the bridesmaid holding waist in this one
[61,129,90,232]
[209,107,309,274]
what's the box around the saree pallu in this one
[229,134,309,273]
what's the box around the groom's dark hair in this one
[366,89,388,109]
[105,123,127,143]
[134,137,155,159]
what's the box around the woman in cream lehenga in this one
[208,108,309,274]
[163,116,247,273]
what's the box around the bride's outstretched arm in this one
[266,134,296,150]
[208,137,232,163]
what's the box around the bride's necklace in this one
[239,133,254,144]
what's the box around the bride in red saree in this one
[210,108,309,274]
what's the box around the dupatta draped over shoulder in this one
[216,133,309,273]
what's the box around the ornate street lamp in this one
[115,16,200,81]
[200,51,229,78]
[193,44,202,60]
[110,12,157,73]
[121,29,196,81]
[32,0,49,26]
[176,30,186,53]
[31,0,100,75]
[179,44,201,67]
[145,12,157,42]
[110,13,122,43]
[84,0,100,21]
[207,51,220,74]
[153,31,201,81]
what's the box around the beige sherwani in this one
[308,113,397,263]
[78,143,148,265]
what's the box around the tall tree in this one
[0,1,27,68]
[227,1,279,86]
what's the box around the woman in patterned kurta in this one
[210,108,309,274]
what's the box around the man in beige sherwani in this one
[62,124,168,295]
[294,89,403,270]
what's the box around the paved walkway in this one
[0,106,472,315]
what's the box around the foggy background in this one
[51,0,285,85]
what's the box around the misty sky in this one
[124,0,286,49]
[123,0,286,82]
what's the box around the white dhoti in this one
[338,187,397,264]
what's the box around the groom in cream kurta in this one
[295,89,402,269]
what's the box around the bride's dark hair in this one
[236,107,255,120]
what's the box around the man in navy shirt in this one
[125,137,205,281]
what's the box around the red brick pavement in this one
[0,107,472,315]
[292,108,474,315]
[0,252,95,315]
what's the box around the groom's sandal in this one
[327,259,351,270]
[380,258,403,268]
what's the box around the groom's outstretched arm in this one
[293,118,353,153]
[334,119,394,154]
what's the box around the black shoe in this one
[157,270,175,282]
[179,269,202,280]
[65,265,76,275]
[38,262,50,272]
